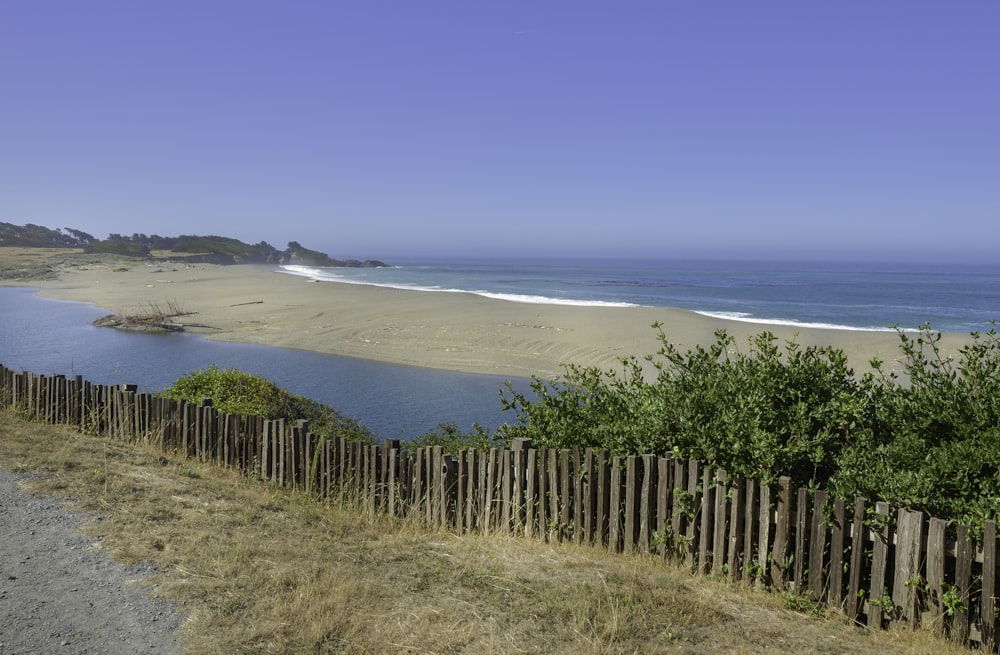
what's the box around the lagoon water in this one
[0,287,529,439]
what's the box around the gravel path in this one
[0,469,183,655]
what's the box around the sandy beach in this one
[4,252,972,380]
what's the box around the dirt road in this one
[0,469,183,655]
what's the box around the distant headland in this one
[0,222,387,268]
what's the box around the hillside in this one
[0,222,386,267]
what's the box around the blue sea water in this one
[3,257,998,439]
[283,257,1000,334]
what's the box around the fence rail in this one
[2,364,996,650]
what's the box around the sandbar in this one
[5,254,972,381]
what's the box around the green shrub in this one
[408,421,507,454]
[831,324,1000,533]
[159,365,374,443]
[500,324,872,488]
[498,322,1000,535]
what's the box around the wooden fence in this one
[2,364,997,650]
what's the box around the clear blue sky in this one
[2,2,997,262]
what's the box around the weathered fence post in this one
[385,440,400,516]
[584,448,597,545]
[624,455,640,553]
[793,486,808,591]
[638,454,655,555]
[470,448,484,533]
[846,498,867,622]
[684,459,700,570]
[573,446,584,545]
[609,456,623,553]
[559,449,571,542]
[655,456,671,559]
[868,501,892,629]
[755,481,771,588]
[952,524,974,644]
[712,469,728,576]
[696,466,714,573]
[807,490,829,601]
[524,446,537,539]
[546,448,559,540]
[501,447,514,534]
[438,450,455,528]
[828,497,847,608]
[893,508,924,627]
[483,448,497,534]
[466,449,481,533]
[596,450,610,548]
[771,477,792,589]
[727,476,746,581]
[982,520,997,651]
[925,517,946,633]
[670,458,687,561]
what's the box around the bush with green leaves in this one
[407,421,507,452]
[831,324,1000,532]
[498,322,1000,534]
[159,365,374,442]
[499,323,873,488]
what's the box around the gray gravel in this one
[0,468,183,655]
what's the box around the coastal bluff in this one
[0,222,387,268]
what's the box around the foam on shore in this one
[693,311,898,333]
[279,265,639,307]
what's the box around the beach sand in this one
[7,253,972,380]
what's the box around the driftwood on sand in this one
[93,300,214,333]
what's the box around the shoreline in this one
[4,254,972,380]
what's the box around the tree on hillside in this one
[63,228,97,244]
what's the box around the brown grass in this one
[0,246,85,266]
[0,408,975,655]
[0,247,144,283]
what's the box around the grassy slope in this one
[0,410,971,655]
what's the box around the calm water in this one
[0,288,528,439]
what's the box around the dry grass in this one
[0,247,80,281]
[0,247,141,282]
[0,246,85,266]
[0,408,976,655]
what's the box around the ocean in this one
[3,257,998,439]
[282,257,1000,334]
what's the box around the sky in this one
[2,2,997,262]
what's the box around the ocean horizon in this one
[281,256,1000,334]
